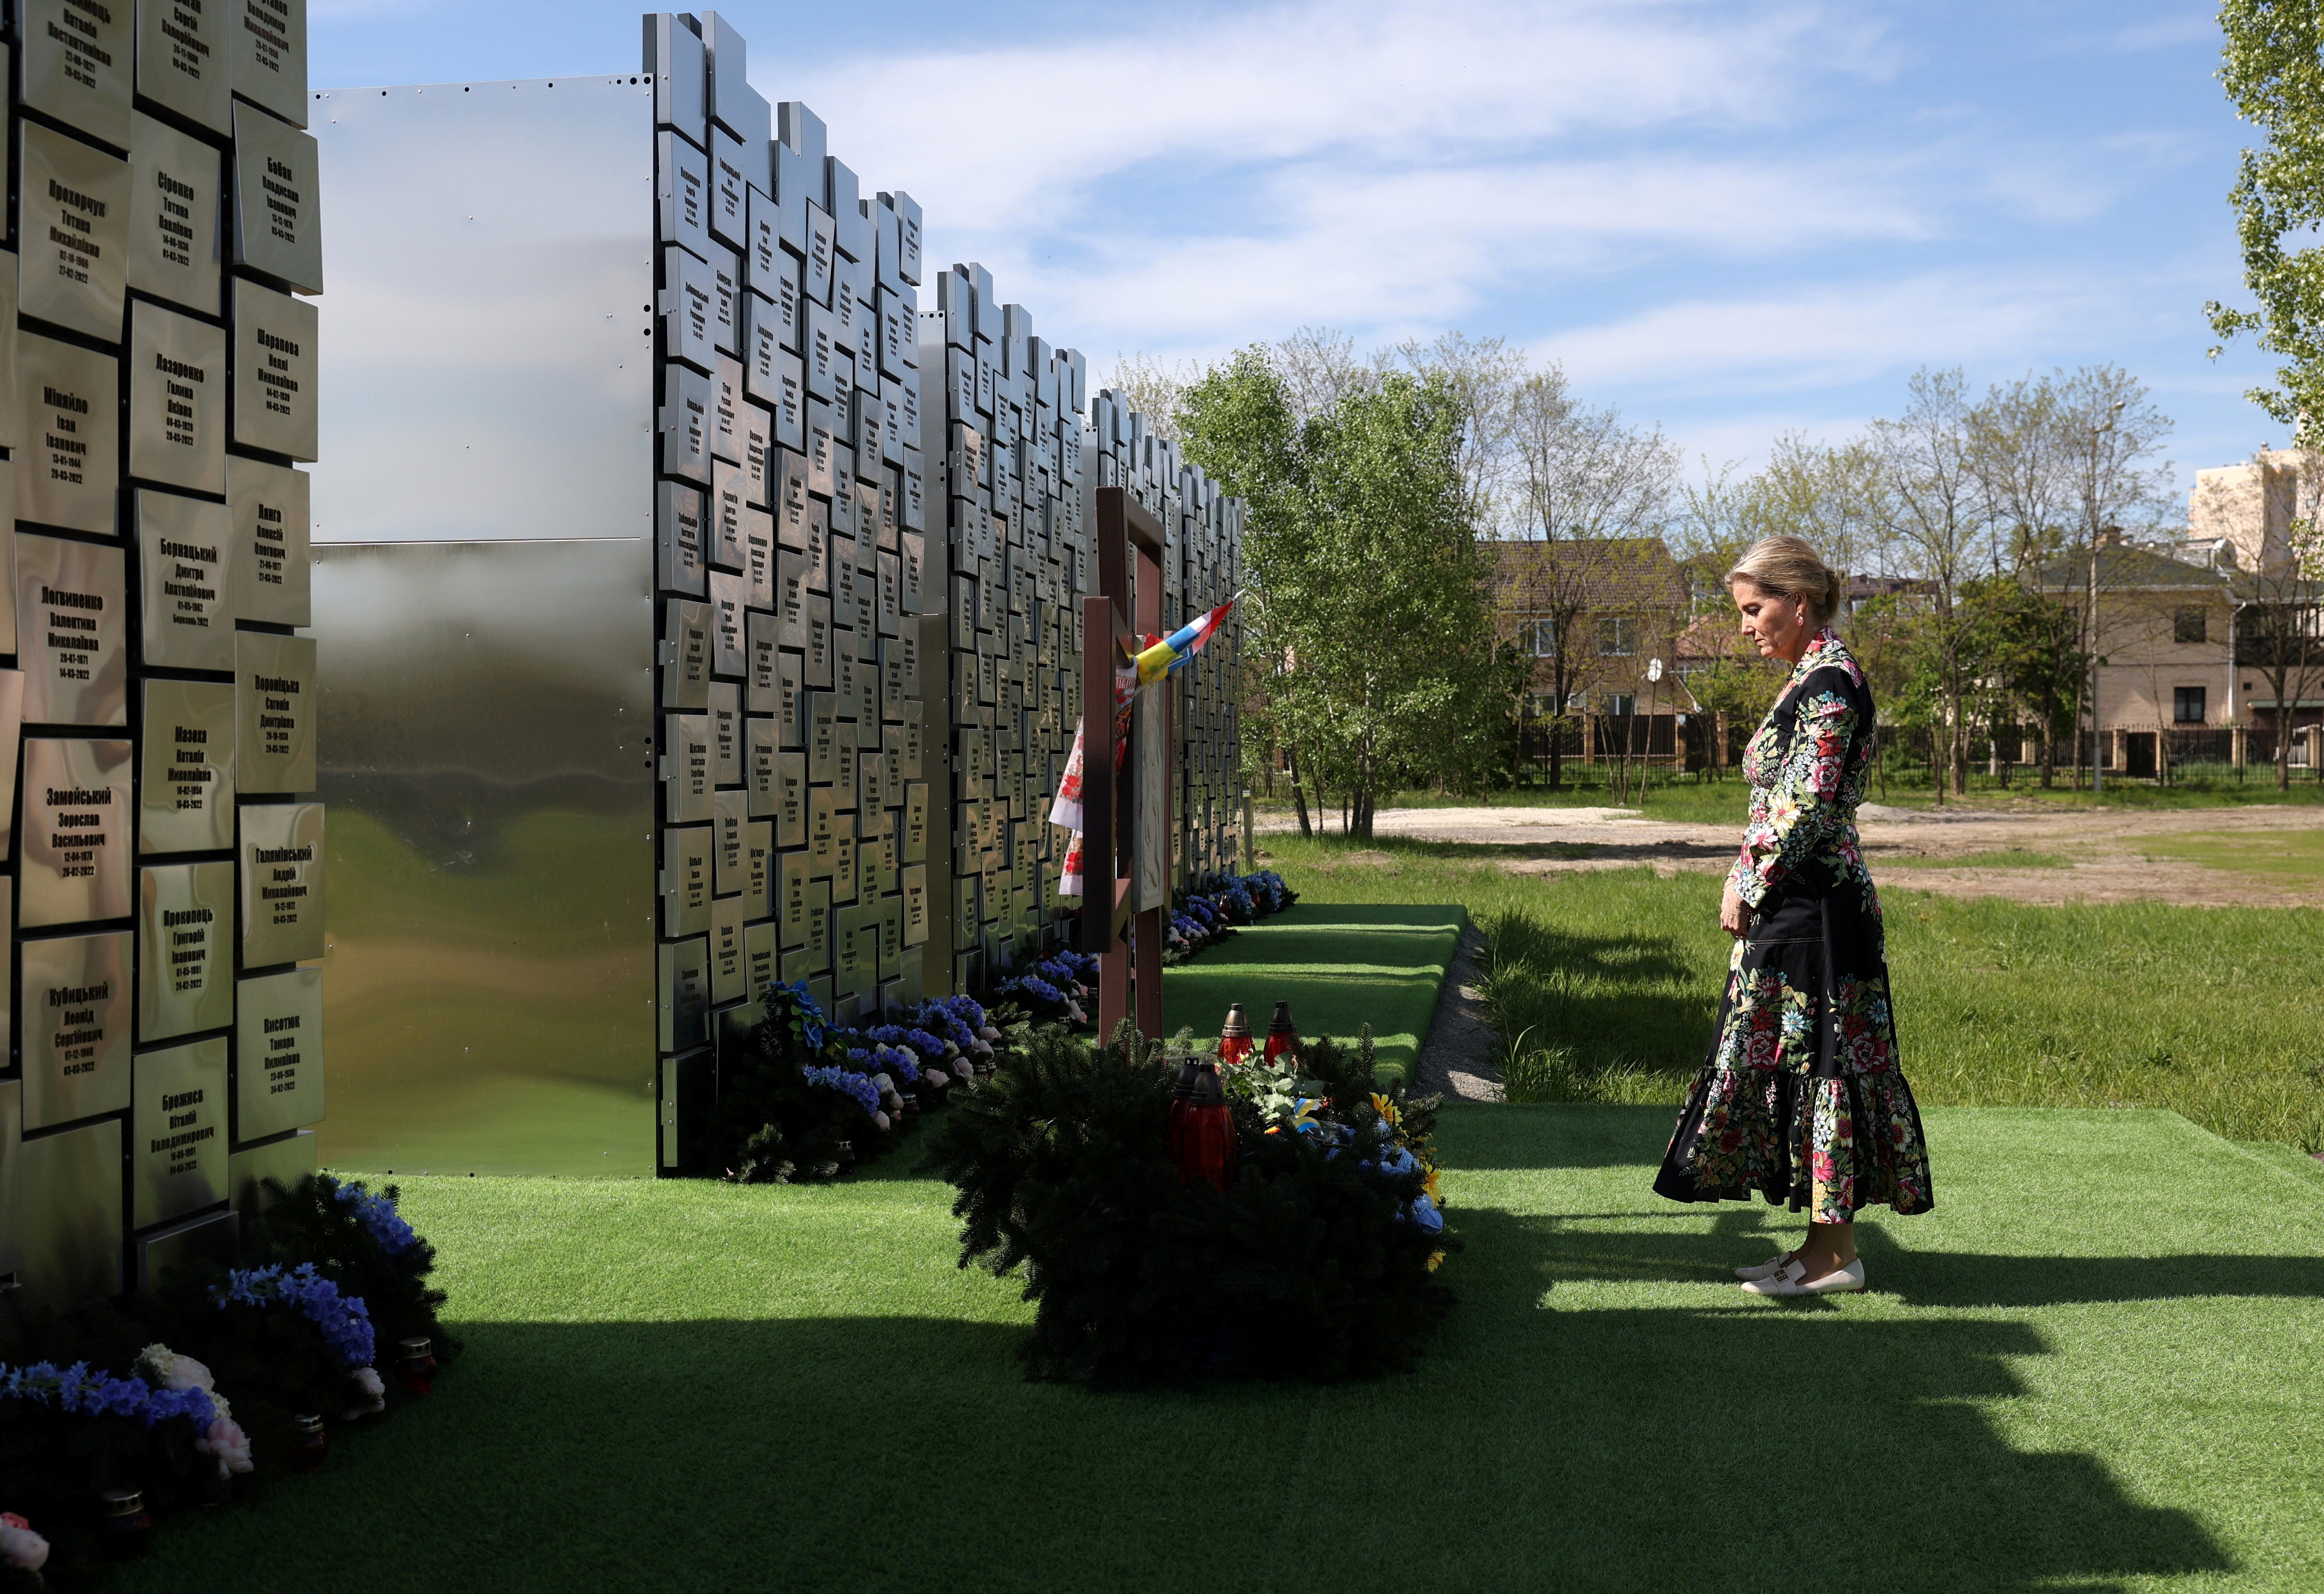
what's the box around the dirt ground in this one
[1265,801,2324,908]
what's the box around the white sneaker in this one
[1735,1249,1796,1281]
[1740,1258,1866,1297]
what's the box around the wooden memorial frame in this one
[1080,485,1169,1039]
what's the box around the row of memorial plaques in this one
[658,810,930,937]
[20,0,308,154]
[655,891,926,1055]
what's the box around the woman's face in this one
[1731,577,1814,663]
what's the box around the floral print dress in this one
[1653,627,1934,1224]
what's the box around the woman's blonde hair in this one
[1727,534,1844,625]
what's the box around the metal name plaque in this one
[661,711,712,823]
[236,965,325,1141]
[656,936,709,1054]
[234,631,316,792]
[17,533,128,727]
[18,333,122,534]
[239,800,324,966]
[22,929,132,1131]
[139,860,236,1040]
[657,478,706,597]
[228,457,310,626]
[19,121,131,340]
[140,679,236,852]
[21,737,133,928]
[231,102,322,294]
[139,492,234,669]
[136,0,232,134]
[231,278,317,459]
[227,0,309,129]
[24,0,132,150]
[133,1035,228,1228]
[129,111,223,315]
[130,303,228,491]
[711,894,745,1003]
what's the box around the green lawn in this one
[1162,902,1464,1087]
[1261,835,2324,1148]
[2139,828,2324,883]
[114,1106,2324,1591]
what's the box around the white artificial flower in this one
[0,1514,48,1571]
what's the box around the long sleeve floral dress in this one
[1653,626,1934,1223]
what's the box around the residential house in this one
[1491,537,1691,726]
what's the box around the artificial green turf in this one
[1160,902,1464,1087]
[111,1106,2324,1592]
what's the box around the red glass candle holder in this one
[101,1488,151,1558]
[1217,1003,1253,1064]
[289,1414,329,1472]
[1263,1001,1297,1063]
[396,1337,438,1396]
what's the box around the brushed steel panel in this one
[662,597,711,708]
[136,0,233,133]
[660,711,711,822]
[657,478,707,597]
[24,1,131,149]
[0,254,18,451]
[660,822,711,936]
[226,1126,313,1214]
[132,1035,228,1228]
[14,1117,123,1313]
[133,1208,240,1291]
[235,631,316,792]
[903,862,928,945]
[711,892,745,1004]
[709,680,741,787]
[310,539,653,1176]
[713,786,746,895]
[744,717,777,818]
[128,110,224,314]
[660,241,716,374]
[744,819,772,917]
[21,737,133,928]
[657,128,710,257]
[139,860,236,1041]
[660,359,712,483]
[139,678,236,852]
[0,1081,19,1276]
[228,456,311,625]
[709,570,745,677]
[228,0,308,128]
[776,750,805,848]
[743,918,777,1003]
[235,965,322,1141]
[657,936,708,1053]
[231,100,322,294]
[645,11,704,145]
[138,491,234,668]
[22,929,133,1131]
[231,277,317,459]
[19,121,131,339]
[18,335,122,535]
[313,77,652,542]
[130,299,228,499]
[239,799,324,966]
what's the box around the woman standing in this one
[1654,535,1934,1296]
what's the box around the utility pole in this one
[2087,401,2123,793]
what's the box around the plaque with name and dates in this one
[18,534,128,727]
[133,1035,227,1227]
[231,278,316,460]
[139,860,236,1040]
[22,929,132,1132]
[24,0,131,151]
[228,0,308,129]
[140,679,236,852]
[136,0,231,134]
[138,492,234,671]
[19,121,131,340]
[21,737,133,928]
[231,102,321,294]
[239,801,323,967]
[18,334,122,535]
[711,894,745,1004]
[129,111,223,315]
[234,631,314,792]
[660,824,711,937]
[130,305,228,492]
[236,966,324,1142]
[229,456,310,627]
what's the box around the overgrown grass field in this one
[1264,834,2324,1148]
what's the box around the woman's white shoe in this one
[1734,1250,1796,1281]
[1739,1257,1865,1297]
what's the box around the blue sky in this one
[314,1,2271,503]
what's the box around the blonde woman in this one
[1654,535,1934,1296]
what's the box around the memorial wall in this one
[0,0,325,1313]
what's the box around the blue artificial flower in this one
[333,1177,422,1257]
[0,1361,219,1430]
[802,1063,882,1117]
[213,1264,376,1367]
[1407,1194,1445,1235]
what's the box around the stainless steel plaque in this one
[659,359,712,483]
[133,1035,228,1227]
[137,0,232,133]
[657,478,707,597]
[231,102,322,294]
[139,860,236,1039]
[647,12,705,144]
[227,0,308,128]
[660,242,715,373]
[744,917,777,1003]
[238,800,323,966]
[129,110,223,314]
[23,929,133,1130]
[231,278,317,459]
[235,964,324,1141]
[22,737,133,928]
[713,787,746,896]
[661,711,712,823]
[25,0,132,150]
[139,678,235,852]
[778,850,812,948]
[711,250,742,359]
[709,681,740,786]
[14,1116,123,1313]
[0,1080,17,1279]
[903,781,929,863]
[229,456,310,625]
[656,129,710,258]
[17,533,128,727]
[18,333,122,534]
[662,597,711,709]
[746,715,778,817]
[709,569,746,677]
[660,823,711,936]
[711,893,745,1004]
[745,818,773,916]
[708,124,749,251]
[657,936,709,1053]
[226,1126,313,1215]
[709,457,747,567]
[235,631,315,792]
[20,121,131,340]
[138,492,234,668]
[903,863,929,946]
